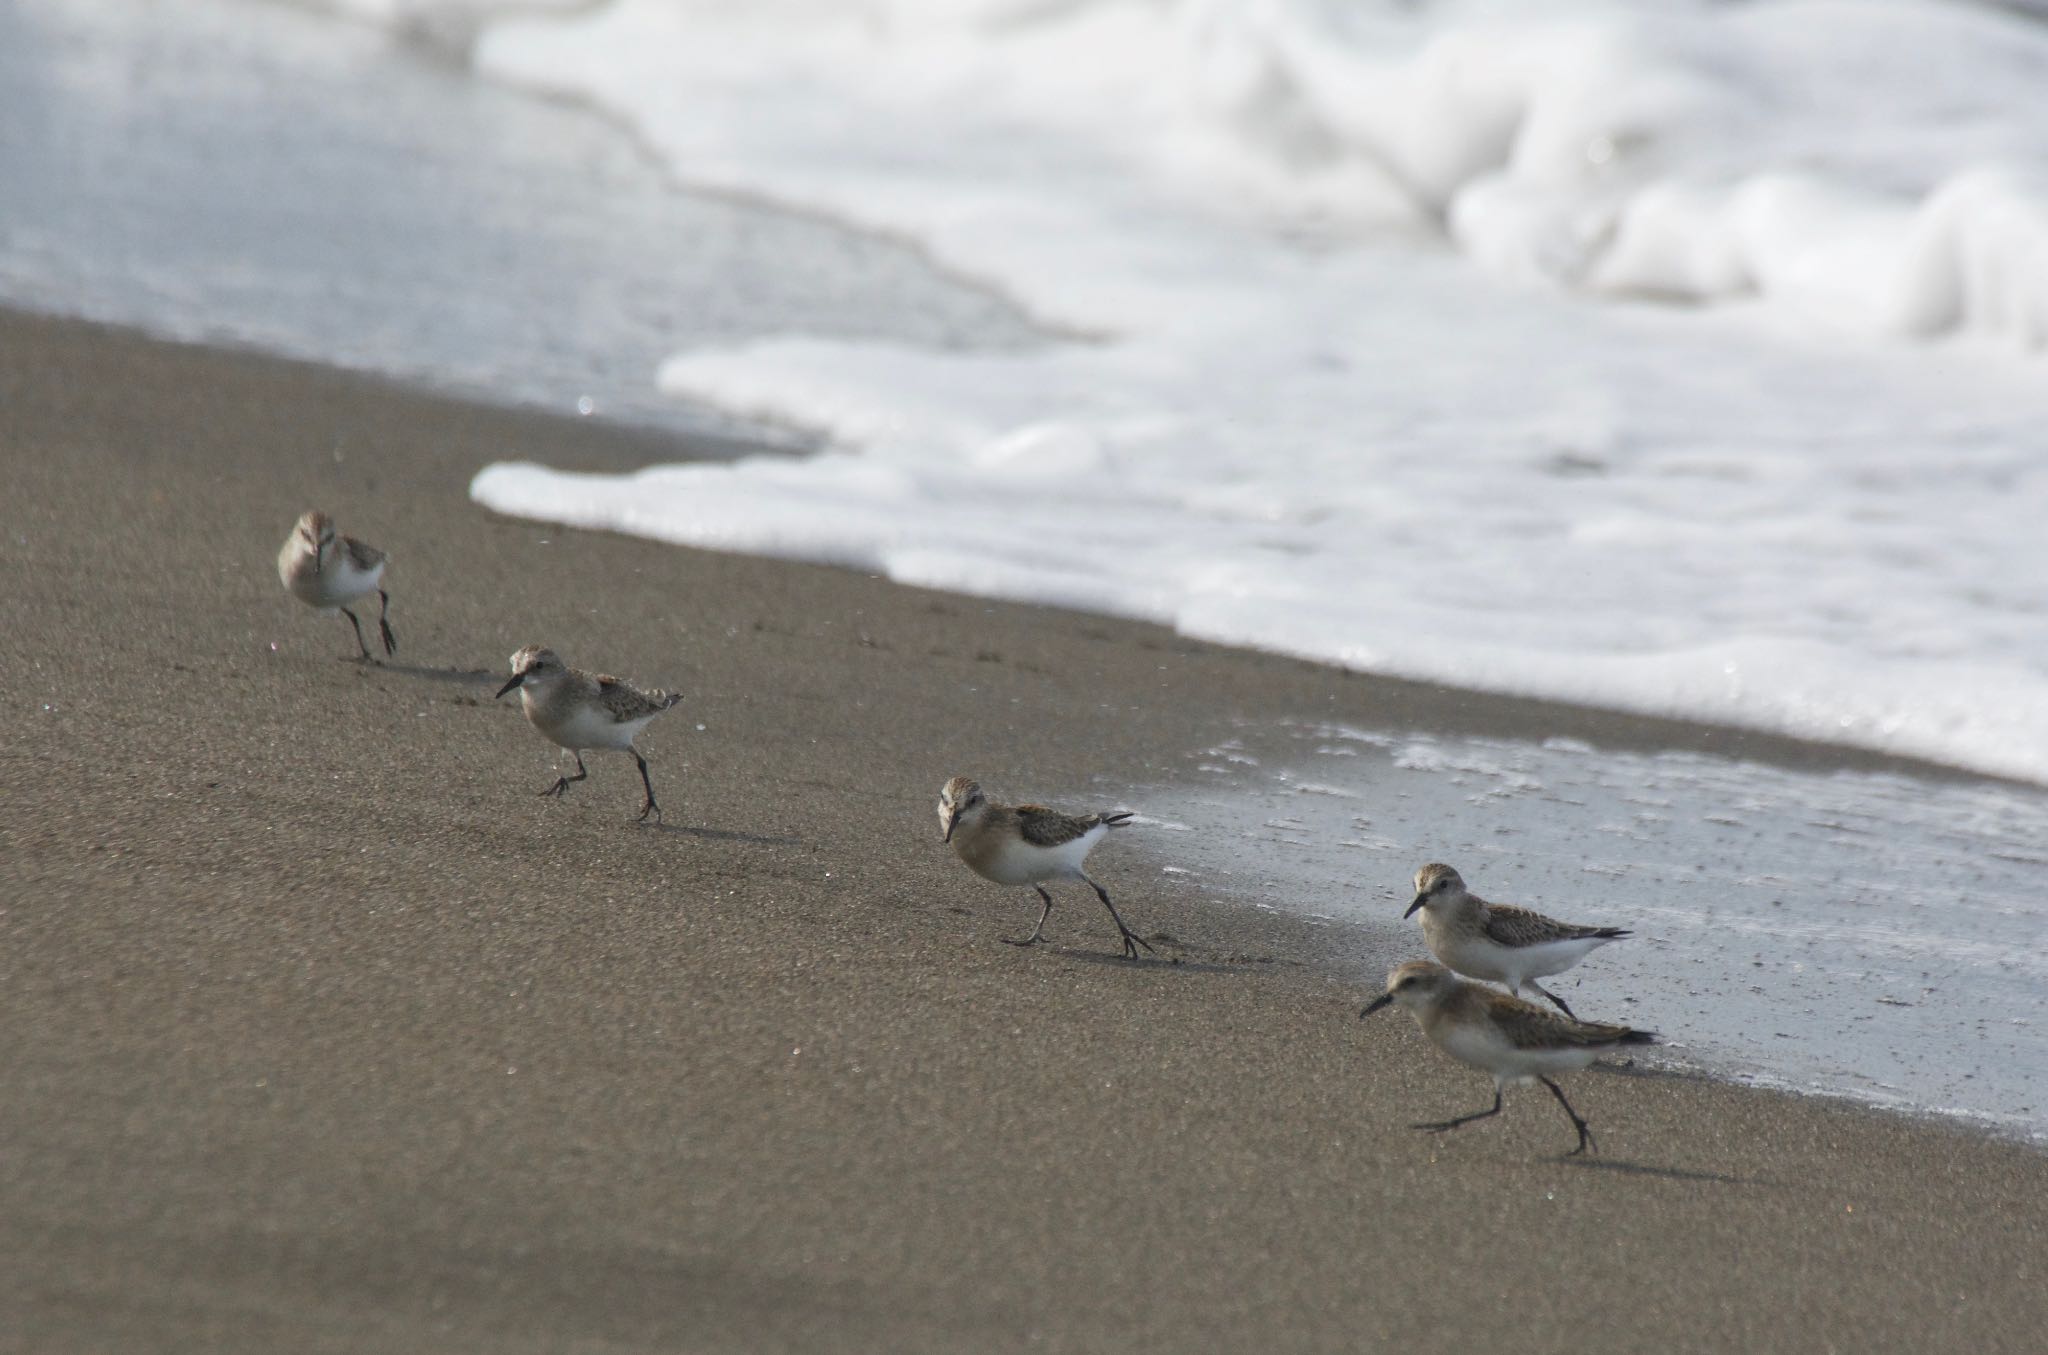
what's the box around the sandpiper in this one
[936,776,1154,960]
[496,645,681,822]
[1362,959,1654,1155]
[1403,863,1629,1017]
[276,510,396,660]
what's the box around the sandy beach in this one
[3,308,2044,1353]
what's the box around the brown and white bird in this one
[496,645,681,822]
[936,776,1153,960]
[1361,959,1655,1155]
[1403,863,1630,1017]
[276,510,396,660]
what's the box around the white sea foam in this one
[450,0,2048,781]
[300,0,584,54]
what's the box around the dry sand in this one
[3,310,2044,1353]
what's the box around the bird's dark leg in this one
[1539,1076,1597,1156]
[633,750,661,823]
[1524,980,1575,1018]
[1005,886,1055,948]
[339,607,372,661]
[376,588,397,656]
[1413,1088,1504,1135]
[540,750,589,799]
[1081,872,1154,960]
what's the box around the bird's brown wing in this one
[340,535,386,571]
[595,674,676,723]
[1014,804,1111,848]
[1480,989,1642,1049]
[1481,901,1624,948]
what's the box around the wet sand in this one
[3,309,2044,1353]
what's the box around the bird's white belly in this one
[1492,1044,1601,1083]
[1498,936,1608,983]
[1437,1022,1516,1074]
[974,825,1104,886]
[1432,932,1606,985]
[1428,932,1512,983]
[529,700,646,752]
[1438,1023,1597,1083]
[286,558,383,609]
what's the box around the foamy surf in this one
[351,0,2048,783]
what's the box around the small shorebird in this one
[1362,960,1654,1155]
[1404,863,1629,1017]
[276,510,396,660]
[496,645,681,822]
[936,776,1154,960]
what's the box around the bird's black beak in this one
[311,541,323,576]
[941,811,956,843]
[495,673,523,699]
[1403,893,1427,918]
[1360,992,1394,1019]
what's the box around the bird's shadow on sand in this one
[1039,945,1247,976]
[642,821,803,848]
[1557,1157,1753,1186]
[360,661,499,685]
[1560,1064,1752,1182]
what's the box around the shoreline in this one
[18,303,2028,791]
[6,308,2045,1352]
